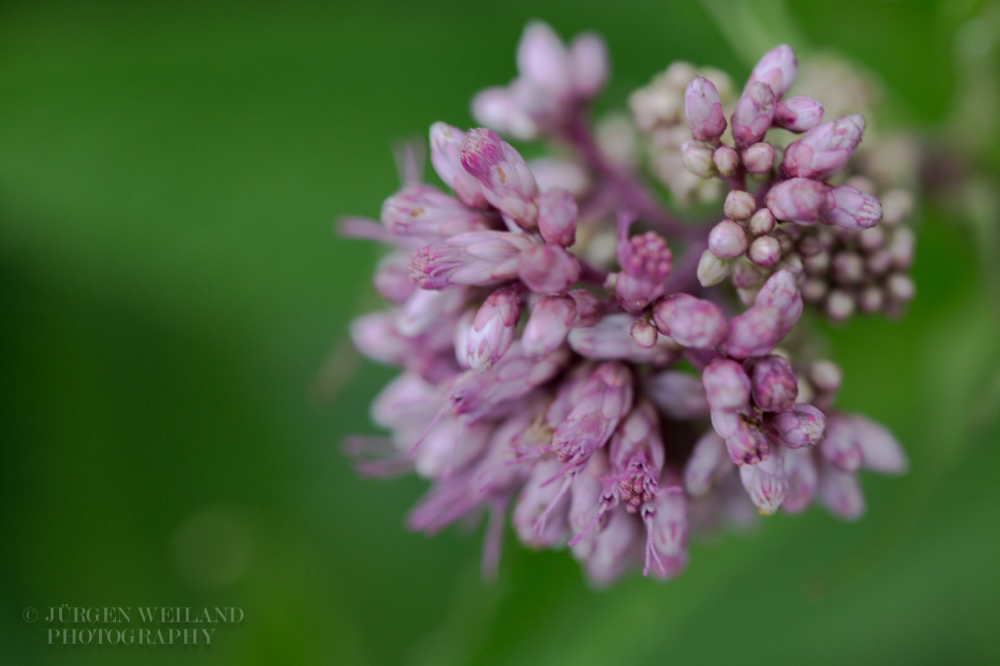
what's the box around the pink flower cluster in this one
[341,23,910,586]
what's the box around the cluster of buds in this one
[629,63,733,204]
[340,24,911,586]
[678,46,917,319]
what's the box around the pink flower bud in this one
[429,123,488,208]
[514,459,571,547]
[713,145,739,176]
[755,269,803,331]
[648,486,689,575]
[821,185,882,231]
[652,294,728,349]
[581,506,641,586]
[708,220,749,259]
[471,87,539,140]
[818,465,865,520]
[724,305,785,359]
[684,430,731,496]
[774,96,824,132]
[569,33,609,98]
[780,114,866,180]
[771,404,826,448]
[568,314,676,365]
[739,450,786,515]
[748,235,781,267]
[537,188,578,247]
[685,76,727,141]
[724,416,771,465]
[609,401,665,513]
[702,358,751,411]
[782,447,818,513]
[748,44,797,97]
[461,128,539,228]
[373,253,416,304]
[724,190,756,221]
[552,362,634,471]
[517,21,573,97]
[644,370,709,419]
[749,208,775,236]
[466,285,522,371]
[630,318,658,348]
[742,142,775,174]
[848,415,908,474]
[568,288,603,326]
[750,355,798,412]
[731,81,776,148]
[517,245,580,294]
[616,231,672,313]
[820,414,862,472]
[410,230,535,289]
[766,177,829,222]
[522,295,576,357]
[381,184,488,240]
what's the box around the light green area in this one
[1,1,998,664]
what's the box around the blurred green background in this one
[2,0,999,664]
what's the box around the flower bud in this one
[461,128,539,228]
[748,235,781,267]
[755,269,803,331]
[410,230,534,289]
[702,358,751,411]
[780,114,866,180]
[472,87,538,140]
[822,185,882,231]
[826,289,856,321]
[771,404,826,448]
[731,81,776,148]
[723,190,756,221]
[517,245,580,294]
[742,142,775,174]
[569,33,609,98]
[750,355,798,412]
[682,141,715,177]
[522,295,576,357]
[766,177,828,223]
[724,305,785,359]
[748,208,775,236]
[697,249,732,287]
[849,415,908,474]
[652,294,728,349]
[429,123,488,208]
[684,430,731,496]
[381,184,488,240]
[713,145,739,176]
[537,188,578,247]
[774,96,824,132]
[616,231,672,313]
[517,21,572,97]
[818,465,865,521]
[466,285,522,371]
[821,415,862,472]
[748,44,797,97]
[739,451,786,515]
[708,220,749,259]
[782,447,818,513]
[685,76,727,141]
[644,370,709,419]
[630,318,658,348]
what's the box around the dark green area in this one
[1,1,998,664]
